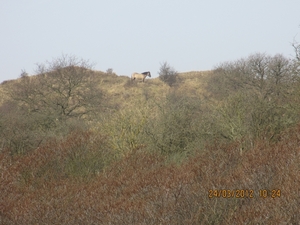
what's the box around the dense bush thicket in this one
[206,53,300,148]
[144,91,203,156]
[1,125,299,224]
[1,52,300,224]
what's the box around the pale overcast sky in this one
[1,0,299,83]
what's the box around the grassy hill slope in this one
[0,61,299,224]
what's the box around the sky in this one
[1,0,300,83]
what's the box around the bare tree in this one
[209,53,294,100]
[158,62,178,87]
[106,68,114,75]
[292,40,300,62]
[20,69,29,78]
[8,54,103,124]
[291,38,300,83]
[206,53,298,147]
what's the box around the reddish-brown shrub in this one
[1,125,299,224]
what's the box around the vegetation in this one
[158,61,178,87]
[0,50,300,224]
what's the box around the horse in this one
[131,71,151,82]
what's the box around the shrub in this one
[158,62,178,87]
[145,90,203,156]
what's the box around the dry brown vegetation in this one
[0,126,299,224]
[0,54,300,224]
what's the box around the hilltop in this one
[0,68,212,113]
